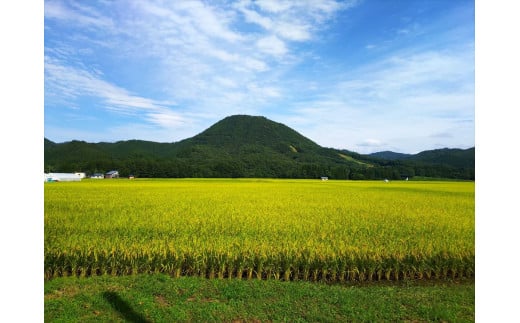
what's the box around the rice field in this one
[44,179,474,282]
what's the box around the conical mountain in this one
[172,115,365,167]
[165,115,365,178]
[177,115,320,154]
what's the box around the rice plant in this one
[44,179,475,282]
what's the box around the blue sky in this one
[44,0,475,154]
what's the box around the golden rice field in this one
[44,179,474,282]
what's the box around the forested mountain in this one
[368,147,475,169]
[44,115,474,180]
[407,147,475,169]
[368,151,412,160]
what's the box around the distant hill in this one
[409,147,475,169]
[44,115,474,180]
[368,151,412,160]
[368,147,475,169]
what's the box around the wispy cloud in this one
[256,35,288,57]
[44,0,473,153]
[44,0,114,30]
[45,55,185,127]
[235,0,351,41]
[45,0,350,134]
[276,45,474,153]
[358,139,386,148]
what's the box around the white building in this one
[105,170,119,179]
[75,172,86,179]
[44,173,82,182]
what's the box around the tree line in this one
[45,155,474,180]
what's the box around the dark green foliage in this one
[366,147,475,180]
[44,115,474,180]
[368,147,475,169]
[409,147,475,168]
[368,150,412,160]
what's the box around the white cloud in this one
[247,83,281,98]
[256,35,287,56]
[357,139,385,148]
[275,22,311,41]
[333,47,475,116]
[236,4,273,29]
[45,56,153,111]
[50,0,476,153]
[213,77,238,88]
[430,132,453,138]
[45,0,350,119]
[145,110,186,128]
[44,0,113,29]
[235,0,346,41]
[274,45,474,153]
[174,1,244,43]
[255,0,294,13]
[44,55,187,130]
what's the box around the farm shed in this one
[105,170,119,179]
[44,173,82,182]
[75,172,86,179]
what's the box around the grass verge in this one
[45,274,474,322]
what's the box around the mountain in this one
[44,115,474,180]
[408,147,475,169]
[171,115,359,165]
[368,147,475,169]
[180,115,320,150]
[368,151,412,160]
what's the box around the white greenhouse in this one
[44,173,82,182]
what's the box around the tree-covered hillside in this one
[44,115,474,180]
[409,147,475,169]
[368,151,412,160]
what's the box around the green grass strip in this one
[45,274,474,322]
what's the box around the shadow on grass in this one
[102,291,151,323]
